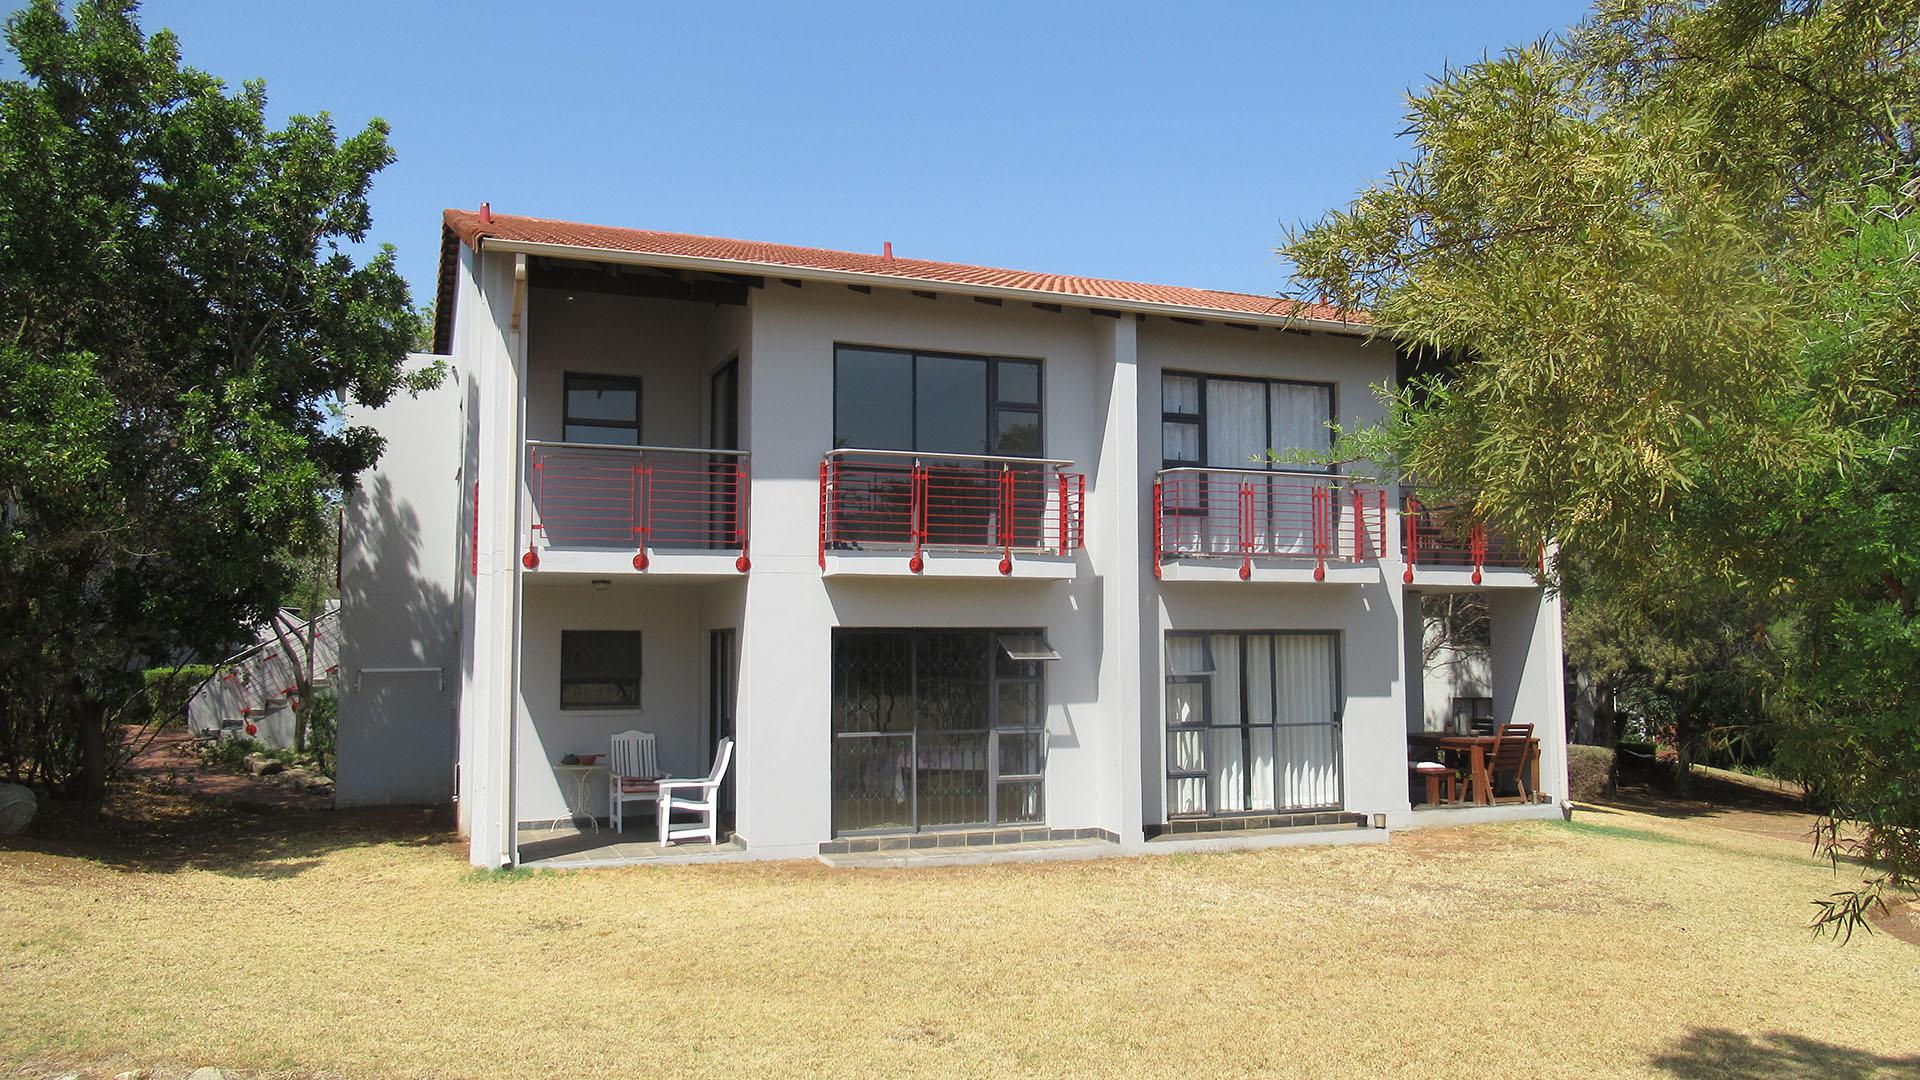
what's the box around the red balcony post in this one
[908,463,927,574]
[817,459,828,570]
[997,465,1015,575]
[733,460,751,573]
[1152,477,1164,578]
[1377,488,1387,560]
[1351,487,1364,563]
[1402,494,1418,583]
[631,461,650,571]
[1312,485,1327,581]
[1238,480,1253,581]
[1470,520,1486,585]
[1056,472,1068,556]
[1076,475,1085,549]
[522,445,542,570]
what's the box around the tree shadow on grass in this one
[0,784,458,879]
[1650,1028,1920,1079]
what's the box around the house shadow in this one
[2,794,458,880]
[334,470,461,805]
[1650,1027,1920,1079]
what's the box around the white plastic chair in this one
[657,737,733,846]
[609,729,660,833]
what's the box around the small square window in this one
[560,630,641,709]
[563,373,642,446]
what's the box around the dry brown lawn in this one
[3,782,1918,1079]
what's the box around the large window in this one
[560,630,642,709]
[831,629,1050,834]
[833,346,1043,456]
[564,373,642,445]
[1161,372,1333,470]
[1165,632,1342,816]
[1161,373,1337,557]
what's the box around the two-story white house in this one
[334,206,1569,869]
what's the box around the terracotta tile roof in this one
[437,208,1363,344]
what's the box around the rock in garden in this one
[186,1069,230,1080]
[0,782,35,834]
[244,753,283,776]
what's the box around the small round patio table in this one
[551,763,608,833]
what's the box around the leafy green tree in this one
[0,0,433,808]
[1283,0,1918,934]
[1560,554,1780,792]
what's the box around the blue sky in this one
[7,1,1592,308]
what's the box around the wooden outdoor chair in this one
[1484,723,1536,804]
[609,729,660,834]
[657,737,733,847]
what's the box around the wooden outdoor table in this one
[1408,733,1540,805]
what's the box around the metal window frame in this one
[830,627,1049,836]
[562,371,644,446]
[557,628,642,711]
[831,343,1047,459]
[1162,629,1346,818]
[1158,371,1339,529]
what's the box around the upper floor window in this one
[564,373,642,445]
[1161,372,1334,472]
[834,345,1043,456]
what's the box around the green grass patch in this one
[1553,818,1700,848]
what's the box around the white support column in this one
[464,249,529,868]
[1488,588,1569,801]
[1090,314,1147,848]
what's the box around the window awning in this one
[997,633,1060,662]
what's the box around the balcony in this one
[818,449,1084,578]
[1400,490,1539,586]
[521,441,749,577]
[1154,467,1388,583]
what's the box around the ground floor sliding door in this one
[1165,631,1343,817]
[831,629,1048,836]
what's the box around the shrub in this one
[305,692,338,778]
[141,665,215,728]
[1567,744,1615,803]
[199,734,265,770]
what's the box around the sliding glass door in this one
[831,629,1048,835]
[1165,631,1342,816]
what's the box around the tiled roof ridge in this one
[442,207,1364,326]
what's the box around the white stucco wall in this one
[1132,320,1415,822]
[417,241,1571,866]
[336,353,464,807]
[513,579,718,823]
[732,286,1112,856]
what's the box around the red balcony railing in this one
[1400,489,1537,583]
[523,441,749,572]
[819,449,1085,574]
[1153,467,1387,581]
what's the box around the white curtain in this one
[1265,384,1333,556]
[1163,374,1201,415]
[1206,634,1244,812]
[1270,383,1331,459]
[1202,381,1266,554]
[1274,634,1341,809]
[1243,636,1278,811]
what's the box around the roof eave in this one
[472,234,1372,336]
